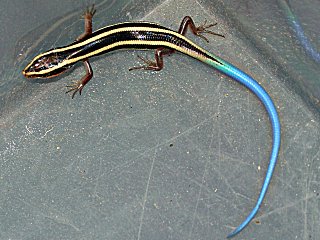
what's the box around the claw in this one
[129,55,158,71]
[87,4,96,17]
[81,4,96,19]
[196,20,225,42]
[66,80,83,99]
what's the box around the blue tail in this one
[204,54,281,238]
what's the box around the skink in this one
[22,6,281,238]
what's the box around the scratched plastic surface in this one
[1,0,319,239]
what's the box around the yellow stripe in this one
[25,26,210,76]
[36,27,202,56]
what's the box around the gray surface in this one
[1,0,320,239]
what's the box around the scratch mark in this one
[93,158,103,198]
[211,164,252,208]
[42,126,54,137]
[282,124,305,154]
[216,82,222,171]
[255,193,317,221]
[303,159,309,240]
[302,137,316,240]
[188,140,212,239]
[26,125,33,134]
[121,0,134,12]
[309,148,320,166]
[187,94,225,239]
[17,197,80,232]
[25,125,54,139]
[142,0,173,20]
[137,147,157,240]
